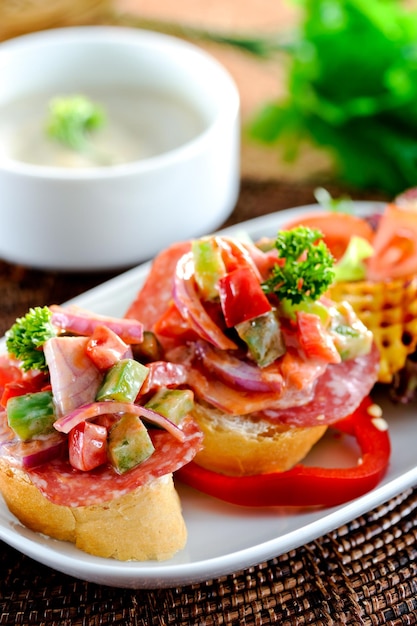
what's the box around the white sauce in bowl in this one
[0,87,208,168]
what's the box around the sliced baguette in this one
[0,460,186,561]
[191,402,327,476]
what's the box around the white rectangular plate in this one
[1,201,416,589]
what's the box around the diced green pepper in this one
[7,390,56,441]
[131,330,163,364]
[236,310,286,367]
[192,238,226,300]
[96,358,148,403]
[145,388,194,425]
[108,413,155,474]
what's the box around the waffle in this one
[328,276,417,383]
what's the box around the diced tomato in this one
[68,421,108,471]
[1,370,50,408]
[296,311,341,363]
[94,413,119,430]
[366,203,417,280]
[282,211,375,260]
[154,302,199,341]
[138,361,188,396]
[0,355,23,389]
[85,324,129,370]
[218,267,272,328]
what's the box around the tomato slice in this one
[176,396,390,507]
[366,203,417,280]
[283,211,375,261]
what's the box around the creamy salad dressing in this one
[0,88,208,168]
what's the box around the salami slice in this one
[125,241,191,330]
[26,417,202,507]
[183,344,379,427]
[256,343,380,426]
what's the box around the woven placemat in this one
[1,487,416,625]
[1,178,415,625]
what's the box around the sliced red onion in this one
[53,400,186,442]
[215,236,262,279]
[195,341,283,393]
[0,410,14,445]
[173,253,237,351]
[44,336,102,417]
[50,304,144,344]
[1,434,66,469]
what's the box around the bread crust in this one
[191,402,327,476]
[0,460,186,560]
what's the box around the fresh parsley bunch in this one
[6,306,56,372]
[262,227,335,304]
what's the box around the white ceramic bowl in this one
[0,26,240,271]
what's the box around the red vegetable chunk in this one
[177,397,390,507]
[69,421,108,471]
[218,267,272,328]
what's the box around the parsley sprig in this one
[46,95,106,158]
[5,306,57,372]
[262,227,335,304]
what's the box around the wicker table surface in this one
[1,178,416,626]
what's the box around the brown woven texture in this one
[1,487,416,625]
[2,178,417,625]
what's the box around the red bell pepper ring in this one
[176,396,391,507]
[218,266,272,328]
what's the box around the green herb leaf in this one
[5,306,57,371]
[46,95,106,154]
[262,226,335,304]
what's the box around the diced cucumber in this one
[96,358,149,402]
[7,390,56,441]
[145,388,194,425]
[108,413,155,474]
[192,238,226,300]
